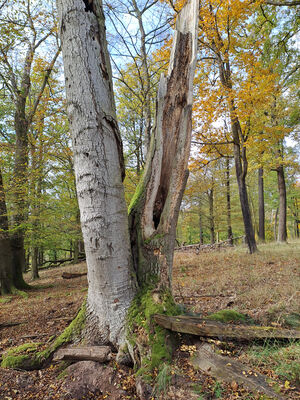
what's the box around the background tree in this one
[0,0,60,289]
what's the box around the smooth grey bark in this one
[258,167,265,242]
[57,0,136,345]
[277,165,287,242]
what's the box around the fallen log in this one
[191,343,282,399]
[154,314,300,340]
[53,346,111,363]
[175,236,245,252]
[61,272,87,279]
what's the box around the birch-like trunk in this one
[129,0,198,287]
[57,0,136,345]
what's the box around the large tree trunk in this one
[57,0,198,348]
[0,166,14,295]
[11,95,30,288]
[57,0,136,346]
[128,0,198,287]
[277,164,287,242]
[258,167,265,242]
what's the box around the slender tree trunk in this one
[208,188,215,244]
[232,121,257,253]
[277,165,287,242]
[225,159,233,245]
[258,167,265,241]
[198,202,203,245]
[217,56,257,253]
[0,166,14,294]
[131,0,152,153]
[31,247,39,280]
[293,197,299,238]
[274,207,278,240]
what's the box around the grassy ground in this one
[0,240,299,399]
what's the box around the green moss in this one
[1,301,86,370]
[11,288,29,299]
[127,285,181,377]
[37,300,86,362]
[207,309,249,323]
[1,343,41,369]
[128,175,145,215]
[0,296,12,304]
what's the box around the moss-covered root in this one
[125,286,181,383]
[1,301,86,370]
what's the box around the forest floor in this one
[0,240,299,399]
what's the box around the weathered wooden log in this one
[61,272,87,279]
[154,314,300,339]
[192,343,282,399]
[53,346,111,363]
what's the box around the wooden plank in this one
[154,314,300,340]
[53,346,111,363]
[191,343,283,399]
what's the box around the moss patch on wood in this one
[1,301,86,370]
[126,285,181,382]
[207,309,250,323]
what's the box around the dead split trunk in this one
[128,0,199,287]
